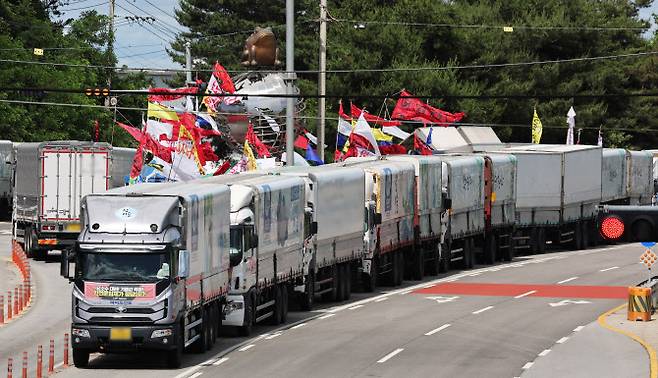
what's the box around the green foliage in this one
[173,0,658,150]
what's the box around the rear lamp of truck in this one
[41,225,55,231]
[600,215,625,240]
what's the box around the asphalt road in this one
[2,229,649,378]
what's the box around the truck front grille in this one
[76,299,167,323]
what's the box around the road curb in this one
[597,303,658,378]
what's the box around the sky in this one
[57,1,658,71]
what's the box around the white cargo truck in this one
[343,159,416,290]
[60,180,231,368]
[109,147,137,188]
[0,140,13,218]
[13,141,116,257]
[601,148,628,204]
[277,166,366,307]
[626,150,653,205]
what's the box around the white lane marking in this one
[291,323,306,329]
[238,344,255,352]
[557,276,578,284]
[599,266,619,272]
[522,362,534,370]
[424,324,451,336]
[423,284,435,288]
[213,357,229,366]
[375,297,389,302]
[319,313,335,320]
[514,290,537,299]
[556,337,569,344]
[348,304,364,310]
[189,373,203,378]
[468,272,481,276]
[264,332,282,340]
[443,278,459,282]
[173,366,202,378]
[538,349,551,357]
[377,348,404,363]
[472,306,494,315]
[426,295,459,304]
[200,357,216,366]
[398,290,413,295]
[549,299,590,307]
[573,326,584,332]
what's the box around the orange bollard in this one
[0,296,4,325]
[7,291,11,320]
[22,283,27,307]
[7,358,12,378]
[36,346,42,378]
[17,286,22,312]
[13,288,17,315]
[20,352,26,378]
[628,286,652,321]
[48,339,53,374]
[63,334,69,368]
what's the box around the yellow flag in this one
[148,102,179,121]
[532,108,542,144]
[244,141,257,171]
[372,128,393,143]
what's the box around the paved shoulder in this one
[522,319,648,378]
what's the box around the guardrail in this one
[637,275,658,311]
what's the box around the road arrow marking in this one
[549,299,591,307]
[425,296,459,304]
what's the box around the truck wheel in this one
[396,251,404,286]
[24,226,33,258]
[573,223,583,250]
[207,307,216,349]
[325,267,339,301]
[414,248,425,280]
[484,236,496,265]
[440,242,451,272]
[581,222,590,250]
[428,246,440,276]
[462,239,471,269]
[281,285,289,323]
[193,309,211,353]
[537,228,546,254]
[238,294,253,336]
[335,265,345,302]
[363,258,377,292]
[166,324,184,368]
[299,274,314,311]
[271,286,283,325]
[502,236,515,262]
[72,348,89,368]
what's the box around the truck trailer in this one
[61,180,231,368]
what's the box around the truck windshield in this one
[79,252,171,282]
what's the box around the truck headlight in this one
[151,329,173,338]
[72,328,90,338]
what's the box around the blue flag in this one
[426,127,433,145]
[306,144,324,166]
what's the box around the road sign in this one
[642,242,657,248]
[548,299,591,307]
[640,249,657,269]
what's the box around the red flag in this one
[339,101,350,121]
[148,87,198,102]
[246,124,271,158]
[379,144,407,155]
[393,90,465,126]
[129,143,144,180]
[294,134,309,150]
[414,134,434,155]
[212,62,236,94]
[118,122,172,163]
[117,121,143,141]
[350,104,402,127]
[213,160,231,176]
[333,149,343,162]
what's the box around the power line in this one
[1,50,656,74]
[116,49,167,59]
[120,0,184,35]
[114,3,173,43]
[59,1,108,12]
[330,18,648,32]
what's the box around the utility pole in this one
[185,42,193,111]
[317,0,327,161]
[107,0,115,88]
[285,0,295,166]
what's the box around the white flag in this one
[566,106,576,145]
[597,129,603,147]
[353,113,381,155]
[145,120,173,142]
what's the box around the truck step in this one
[185,318,202,331]
[256,299,275,312]
[184,334,200,348]
[315,287,333,296]
[315,277,333,286]
[256,311,273,323]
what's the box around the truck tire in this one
[413,248,425,280]
[24,226,34,258]
[193,309,211,353]
[462,239,472,269]
[428,246,440,276]
[207,307,216,349]
[363,258,377,292]
[299,274,314,311]
[484,235,496,265]
[166,324,184,368]
[502,236,514,262]
[537,228,546,254]
[573,223,583,250]
[72,348,89,368]
[440,241,451,272]
[581,222,589,250]
[281,285,288,323]
[238,293,254,336]
[271,285,283,325]
[396,251,404,286]
[325,266,339,302]
[335,265,345,302]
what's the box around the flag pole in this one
[285,0,295,166]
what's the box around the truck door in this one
[484,157,493,230]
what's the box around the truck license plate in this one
[110,327,131,341]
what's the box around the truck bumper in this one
[223,294,245,327]
[71,324,177,352]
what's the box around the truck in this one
[601,148,628,204]
[626,150,653,205]
[14,141,115,257]
[60,180,232,368]
[203,174,306,335]
[276,166,366,307]
[0,140,13,218]
[342,159,416,290]
[109,147,137,188]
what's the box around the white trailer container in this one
[63,180,231,368]
[601,148,627,203]
[14,141,114,257]
[110,147,137,188]
[386,155,445,276]
[627,150,653,205]
[278,166,365,305]
[343,159,415,290]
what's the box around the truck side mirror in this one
[178,249,190,279]
[229,250,243,267]
[374,213,382,225]
[60,249,70,279]
[251,234,259,248]
[310,221,318,235]
[442,197,452,211]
